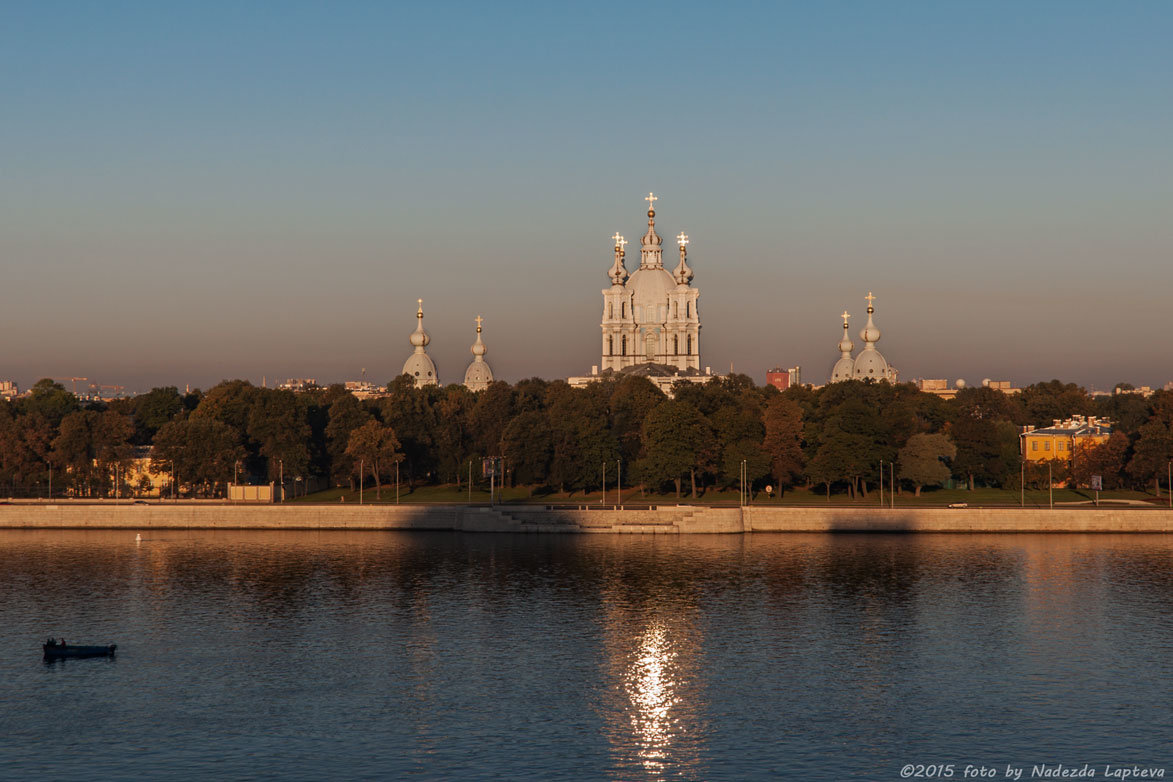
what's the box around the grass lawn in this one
[293,483,1166,508]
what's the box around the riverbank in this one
[1,503,1171,532]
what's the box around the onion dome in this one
[402,299,438,387]
[463,315,493,391]
[831,311,855,382]
[853,292,893,380]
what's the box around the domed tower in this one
[830,311,855,382]
[852,292,896,381]
[463,316,493,392]
[600,193,700,372]
[402,299,439,387]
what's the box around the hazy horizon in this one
[3,2,1171,394]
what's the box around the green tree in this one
[636,400,715,498]
[152,417,245,497]
[324,393,371,487]
[1126,419,1173,492]
[345,419,403,500]
[897,433,956,496]
[247,390,311,481]
[760,396,805,494]
[501,411,553,487]
[1072,432,1129,490]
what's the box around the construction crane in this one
[52,377,88,395]
[88,383,126,398]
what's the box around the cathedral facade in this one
[599,194,701,372]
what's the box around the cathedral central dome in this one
[626,266,675,321]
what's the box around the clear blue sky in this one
[2,1,1170,392]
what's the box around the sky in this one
[1,1,1171,393]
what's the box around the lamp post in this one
[1049,462,1053,510]
[879,460,884,508]
[359,459,364,505]
[279,459,284,503]
[741,459,747,507]
[1021,461,1025,508]
[890,462,895,509]
[396,460,399,505]
[601,461,606,506]
[617,458,622,509]
[468,461,472,505]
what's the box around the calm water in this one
[1,530,1170,781]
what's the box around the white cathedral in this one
[569,194,715,395]
[600,193,702,372]
[400,300,494,391]
[830,292,897,383]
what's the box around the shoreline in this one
[1,504,1171,533]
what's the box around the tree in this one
[324,393,371,486]
[760,396,805,495]
[636,400,714,498]
[804,430,874,499]
[152,417,245,497]
[345,420,402,500]
[1127,419,1173,491]
[247,390,311,481]
[501,411,553,487]
[897,433,956,496]
[1072,432,1128,490]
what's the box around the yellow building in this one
[1021,416,1112,463]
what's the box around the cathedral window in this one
[621,335,627,355]
[674,301,678,318]
[607,335,613,356]
[687,335,692,355]
[608,302,613,318]
[673,335,679,355]
[621,302,626,318]
[686,302,690,318]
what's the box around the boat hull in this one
[43,644,117,659]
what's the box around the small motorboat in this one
[42,638,117,659]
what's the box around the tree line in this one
[1,375,1171,499]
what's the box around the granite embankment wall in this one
[0,503,1171,533]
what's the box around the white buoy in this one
[135,533,142,544]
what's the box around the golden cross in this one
[645,192,658,210]
[475,315,483,331]
[842,310,850,323]
[417,298,423,314]
[612,232,624,248]
[677,232,689,247]
[865,291,876,307]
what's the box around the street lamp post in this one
[879,460,884,508]
[1021,461,1025,508]
[617,459,622,509]
[279,459,284,503]
[1049,462,1053,510]
[359,459,364,505]
[601,461,606,506]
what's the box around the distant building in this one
[1115,385,1154,397]
[345,380,387,400]
[766,367,801,391]
[1021,416,1112,463]
[277,378,319,393]
[0,380,18,400]
[916,378,1020,399]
